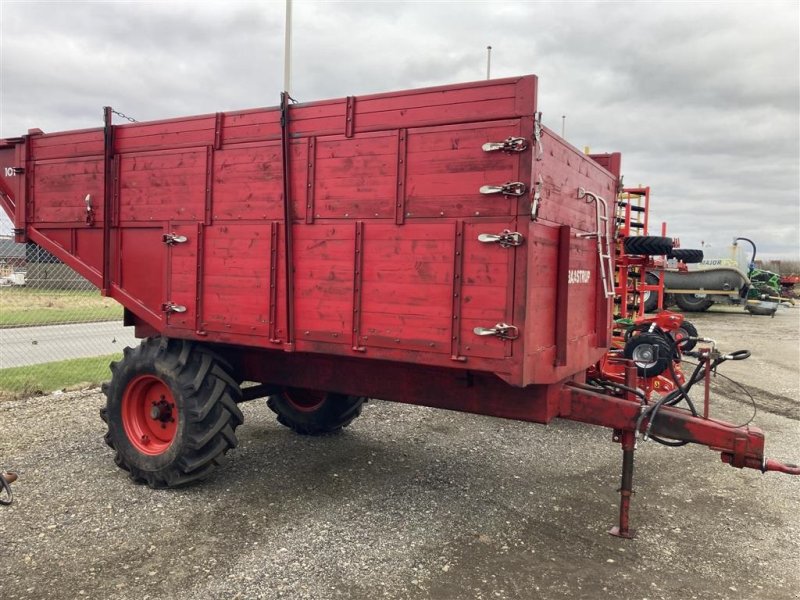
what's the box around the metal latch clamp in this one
[473,323,520,340]
[161,302,187,314]
[162,233,188,245]
[478,230,524,248]
[479,182,528,198]
[481,137,529,153]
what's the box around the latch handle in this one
[161,302,187,314]
[477,230,524,248]
[163,233,188,245]
[473,323,519,340]
[481,137,529,153]
[479,182,527,198]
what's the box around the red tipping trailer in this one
[1,75,795,536]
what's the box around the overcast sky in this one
[1,0,798,259]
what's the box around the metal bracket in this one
[481,136,529,153]
[473,323,519,340]
[478,230,524,248]
[531,174,543,221]
[162,233,189,245]
[84,194,95,226]
[479,181,527,198]
[161,302,187,314]
[533,112,543,161]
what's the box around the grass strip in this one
[0,353,121,400]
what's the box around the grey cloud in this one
[1,0,797,259]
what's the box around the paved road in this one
[0,321,138,368]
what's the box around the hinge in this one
[481,136,528,153]
[84,194,95,226]
[533,112,543,161]
[162,233,188,245]
[473,323,519,340]
[531,174,543,221]
[161,302,187,314]
[478,230,524,248]
[479,181,527,198]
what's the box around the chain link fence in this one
[0,238,137,399]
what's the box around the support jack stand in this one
[609,429,636,539]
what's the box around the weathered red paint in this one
[0,76,614,388]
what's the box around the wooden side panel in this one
[460,219,516,359]
[201,224,271,335]
[118,149,207,222]
[74,228,104,276]
[222,110,281,144]
[30,129,104,161]
[166,223,198,330]
[32,158,104,224]
[535,129,617,232]
[360,223,454,353]
[213,142,284,221]
[120,228,164,321]
[404,120,522,218]
[114,117,215,153]
[212,141,307,222]
[293,224,354,342]
[313,132,398,219]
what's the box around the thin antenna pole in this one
[284,0,293,93]
[486,46,492,80]
[561,115,566,138]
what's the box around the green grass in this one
[0,353,121,400]
[0,287,122,327]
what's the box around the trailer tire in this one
[623,333,673,378]
[675,293,714,312]
[100,338,243,488]
[669,248,704,264]
[642,272,660,313]
[268,389,365,435]
[623,236,673,256]
[669,320,698,352]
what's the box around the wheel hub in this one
[121,375,179,455]
[150,397,174,424]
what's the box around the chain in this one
[110,108,138,123]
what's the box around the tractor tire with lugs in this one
[623,236,674,256]
[268,388,365,435]
[669,248,704,264]
[675,293,714,313]
[101,337,243,488]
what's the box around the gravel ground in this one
[1,305,798,600]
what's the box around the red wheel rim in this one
[122,375,178,455]
[283,388,326,412]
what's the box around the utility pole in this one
[284,0,293,94]
[486,46,492,80]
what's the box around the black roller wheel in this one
[623,236,674,256]
[642,272,661,313]
[675,293,714,312]
[268,388,365,435]
[623,332,673,378]
[669,248,704,264]
[669,320,698,352]
[100,338,243,488]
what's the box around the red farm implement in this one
[0,75,796,536]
